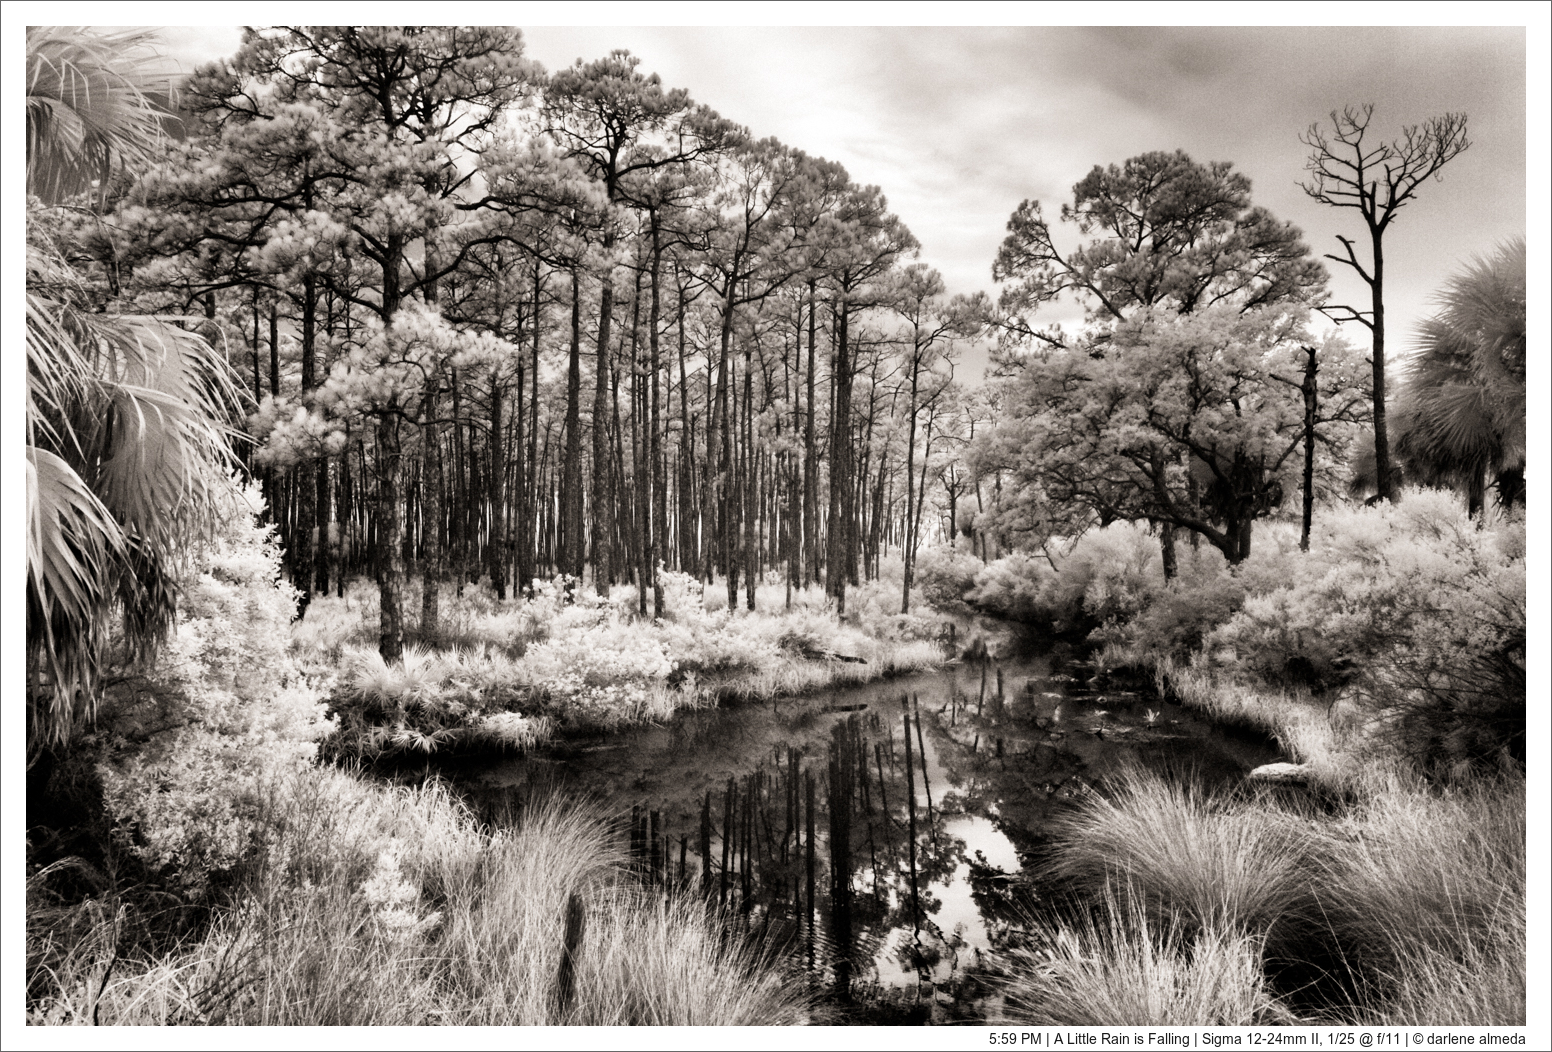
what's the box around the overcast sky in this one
[118,20,1534,378]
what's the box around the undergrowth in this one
[304,569,947,759]
[26,770,809,1025]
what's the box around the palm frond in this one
[1392,238,1527,508]
[1440,239,1526,391]
[86,316,245,555]
[26,26,174,204]
[26,291,95,456]
[26,448,124,746]
[27,283,244,747]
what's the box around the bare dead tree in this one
[1300,104,1470,503]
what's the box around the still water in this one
[458,625,1278,1022]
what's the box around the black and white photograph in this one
[12,11,1543,1040]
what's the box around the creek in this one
[448,619,1280,1023]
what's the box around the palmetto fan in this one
[26,26,242,750]
[1393,239,1527,515]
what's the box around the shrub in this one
[522,619,676,728]
[94,482,333,894]
[325,643,556,758]
[966,523,1164,631]
[967,550,1054,622]
[1069,522,1165,624]
[1362,563,1525,774]
[913,544,984,610]
[1096,544,1239,661]
[656,566,706,621]
[1206,490,1525,773]
[309,566,948,746]
[844,557,942,640]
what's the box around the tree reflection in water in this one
[470,649,1278,1020]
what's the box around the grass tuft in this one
[998,888,1290,1026]
[1043,765,1323,940]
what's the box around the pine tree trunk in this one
[677,281,697,579]
[1301,344,1318,551]
[743,336,757,611]
[827,299,854,613]
[804,283,819,590]
[420,391,444,636]
[593,268,615,596]
[902,368,919,614]
[490,365,509,599]
[376,413,406,662]
[522,264,542,592]
[649,223,666,618]
[716,296,738,607]
[561,268,586,591]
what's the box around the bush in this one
[522,618,679,729]
[1096,544,1238,661]
[913,544,984,610]
[968,550,1054,622]
[325,644,556,757]
[842,556,942,640]
[93,482,333,894]
[1067,522,1165,625]
[966,522,1163,631]
[1206,490,1525,774]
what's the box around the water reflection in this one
[464,643,1278,1021]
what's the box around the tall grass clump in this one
[1317,773,1525,1025]
[1010,763,1526,1025]
[27,767,808,1025]
[1043,766,1322,941]
[998,889,1286,1026]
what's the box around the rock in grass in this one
[1247,762,1310,785]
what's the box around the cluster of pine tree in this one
[89,27,991,661]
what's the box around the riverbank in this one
[298,573,947,760]
[908,498,1526,1025]
[991,652,1526,1026]
[25,553,941,1026]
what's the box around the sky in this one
[122,16,1539,382]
